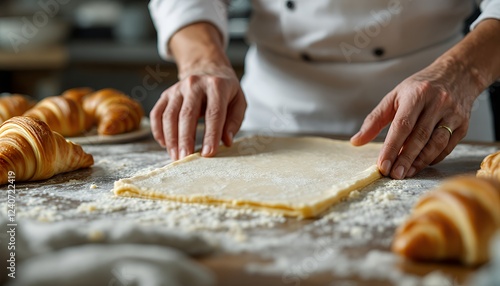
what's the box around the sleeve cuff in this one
[149,0,229,61]
[471,0,500,30]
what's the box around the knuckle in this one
[382,143,401,159]
[208,76,223,86]
[397,152,415,166]
[185,75,200,86]
[412,157,426,170]
[165,136,178,147]
[205,106,224,120]
[436,90,452,107]
[203,131,219,142]
[393,117,413,134]
[163,107,178,120]
[416,146,438,167]
[179,105,197,118]
[178,134,194,145]
[413,126,431,143]
[365,109,382,124]
[431,132,449,150]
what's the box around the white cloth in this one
[149,0,500,141]
[0,217,215,286]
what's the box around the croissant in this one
[0,94,35,124]
[0,116,94,185]
[23,96,93,137]
[62,87,94,104]
[83,88,143,135]
[392,176,500,265]
[477,151,500,180]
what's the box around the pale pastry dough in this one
[113,136,383,218]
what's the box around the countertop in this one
[1,133,497,286]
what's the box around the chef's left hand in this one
[350,57,482,179]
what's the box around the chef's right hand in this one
[150,23,247,161]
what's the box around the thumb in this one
[351,94,396,146]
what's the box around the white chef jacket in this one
[149,0,500,141]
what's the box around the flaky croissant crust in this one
[0,116,93,185]
[0,94,35,124]
[23,96,93,137]
[62,87,94,104]
[392,176,500,265]
[477,150,500,180]
[83,88,144,135]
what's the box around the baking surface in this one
[1,134,496,285]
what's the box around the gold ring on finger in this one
[437,125,453,136]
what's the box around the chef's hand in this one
[351,19,500,179]
[351,59,476,179]
[150,23,247,160]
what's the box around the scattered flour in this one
[0,140,492,285]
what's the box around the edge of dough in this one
[113,136,383,218]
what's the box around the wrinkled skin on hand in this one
[150,65,247,160]
[352,57,482,179]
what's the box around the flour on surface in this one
[1,139,491,285]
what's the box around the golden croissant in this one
[392,176,500,265]
[62,87,94,104]
[477,151,500,180]
[83,88,144,135]
[23,96,93,137]
[0,116,94,185]
[0,94,35,124]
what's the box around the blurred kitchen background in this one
[0,0,251,114]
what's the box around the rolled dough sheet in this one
[113,136,383,218]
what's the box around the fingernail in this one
[381,160,392,176]
[169,148,178,161]
[202,145,212,157]
[407,167,416,177]
[228,132,234,146]
[179,148,188,159]
[394,165,405,179]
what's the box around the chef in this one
[148,0,500,179]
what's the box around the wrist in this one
[169,22,232,79]
[437,19,500,94]
[434,54,488,97]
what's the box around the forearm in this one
[169,22,232,79]
[436,19,500,94]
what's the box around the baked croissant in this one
[62,87,94,104]
[23,96,93,137]
[392,176,500,265]
[0,116,94,185]
[0,94,35,124]
[477,151,500,180]
[83,88,143,135]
